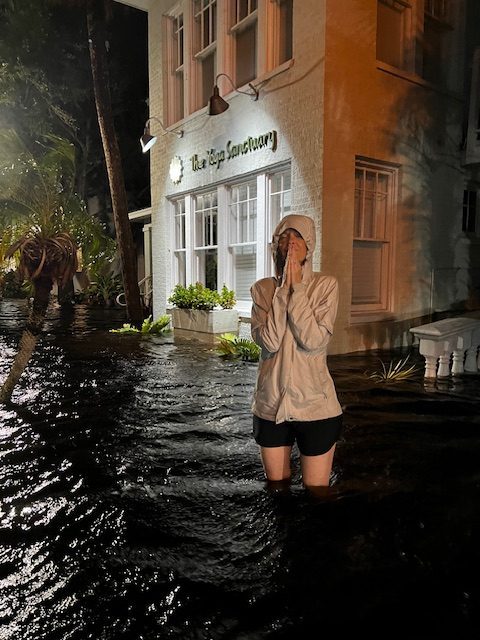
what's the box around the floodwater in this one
[0,299,479,639]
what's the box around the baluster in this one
[437,353,451,378]
[424,354,438,378]
[464,346,478,372]
[451,349,465,375]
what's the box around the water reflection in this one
[0,300,479,638]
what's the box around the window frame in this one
[376,0,415,73]
[227,0,259,88]
[376,0,456,88]
[163,6,187,126]
[192,0,218,112]
[462,189,478,236]
[424,0,450,24]
[227,178,258,304]
[167,164,292,313]
[418,0,453,85]
[351,159,398,316]
[193,190,219,289]
[163,0,294,126]
[172,197,187,286]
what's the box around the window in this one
[376,0,412,70]
[420,0,451,85]
[269,168,291,236]
[193,0,217,111]
[352,161,397,313]
[276,0,293,65]
[173,198,187,286]
[376,0,454,86]
[267,168,291,274]
[463,190,477,234]
[168,166,291,310]
[267,0,293,68]
[424,0,448,21]
[165,11,185,126]
[230,0,258,87]
[163,1,293,125]
[194,192,218,290]
[228,180,257,301]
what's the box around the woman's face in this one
[277,228,307,264]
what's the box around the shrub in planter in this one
[168,282,236,310]
[168,283,238,337]
[218,285,236,309]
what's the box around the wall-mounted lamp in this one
[140,116,183,153]
[208,73,259,116]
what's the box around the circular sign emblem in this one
[169,155,183,184]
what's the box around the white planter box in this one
[170,308,239,339]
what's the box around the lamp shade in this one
[140,132,157,153]
[208,85,229,116]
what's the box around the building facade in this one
[119,0,480,354]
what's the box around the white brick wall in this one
[148,0,327,317]
[121,0,473,355]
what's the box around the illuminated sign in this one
[190,130,278,172]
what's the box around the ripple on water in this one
[1,301,480,638]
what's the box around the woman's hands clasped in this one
[282,246,303,292]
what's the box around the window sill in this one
[194,42,216,60]
[376,61,463,101]
[229,10,258,35]
[235,300,251,315]
[349,311,395,325]
[255,59,294,88]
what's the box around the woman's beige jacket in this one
[250,214,342,424]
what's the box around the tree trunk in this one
[0,276,53,404]
[58,279,75,306]
[86,0,143,326]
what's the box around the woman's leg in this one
[260,446,292,481]
[300,443,336,488]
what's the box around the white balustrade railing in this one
[409,317,480,379]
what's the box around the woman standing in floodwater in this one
[250,214,343,490]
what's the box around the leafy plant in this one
[0,270,28,299]
[86,273,123,306]
[140,315,171,334]
[216,333,261,362]
[216,332,239,357]
[110,315,171,335]
[365,355,419,383]
[218,284,236,309]
[168,282,236,311]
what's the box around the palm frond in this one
[0,128,114,287]
[365,355,419,383]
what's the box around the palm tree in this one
[85,0,143,326]
[2,0,144,324]
[0,130,110,403]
